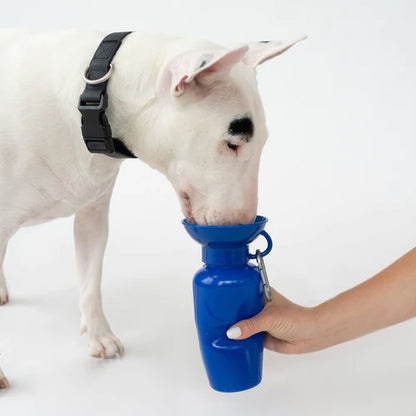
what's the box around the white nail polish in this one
[226,326,242,339]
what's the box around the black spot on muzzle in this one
[228,117,254,142]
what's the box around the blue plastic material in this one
[182,215,272,393]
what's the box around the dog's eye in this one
[227,142,239,151]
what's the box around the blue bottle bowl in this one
[182,215,268,247]
[182,215,272,392]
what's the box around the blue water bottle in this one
[182,215,273,392]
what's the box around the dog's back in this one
[0,29,127,227]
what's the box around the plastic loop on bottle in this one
[248,230,273,259]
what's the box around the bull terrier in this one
[0,29,305,388]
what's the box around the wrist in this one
[312,292,360,350]
[307,301,341,351]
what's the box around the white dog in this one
[0,29,304,388]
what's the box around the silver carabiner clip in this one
[255,249,272,302]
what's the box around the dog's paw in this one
[0,369,9,389]
[88,333,124,359]
[82,328,124,359]
[0,377,9,389]
[0,286,8,305]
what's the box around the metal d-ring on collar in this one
[82,63,114,85]
[78,31,136,159]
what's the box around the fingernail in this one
[226,326,242,339]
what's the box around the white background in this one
[1,1,416,415]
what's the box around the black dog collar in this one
[78,32,136,159]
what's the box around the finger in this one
[264,333,291,353]
[226,310,272,340]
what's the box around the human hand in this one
[227,248,416,354]
[226,288,324,354]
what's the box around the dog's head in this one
[130,37,305,225]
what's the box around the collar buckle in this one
[78,94,116,155]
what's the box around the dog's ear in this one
[158,45,248,97]
[243,36,307,67]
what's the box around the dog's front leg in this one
[74,192,124,358]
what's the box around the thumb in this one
[226,310,271,340]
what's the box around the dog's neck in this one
[102,32,175,175]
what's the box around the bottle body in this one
[193,263,264,392]
[182,215,272,393]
